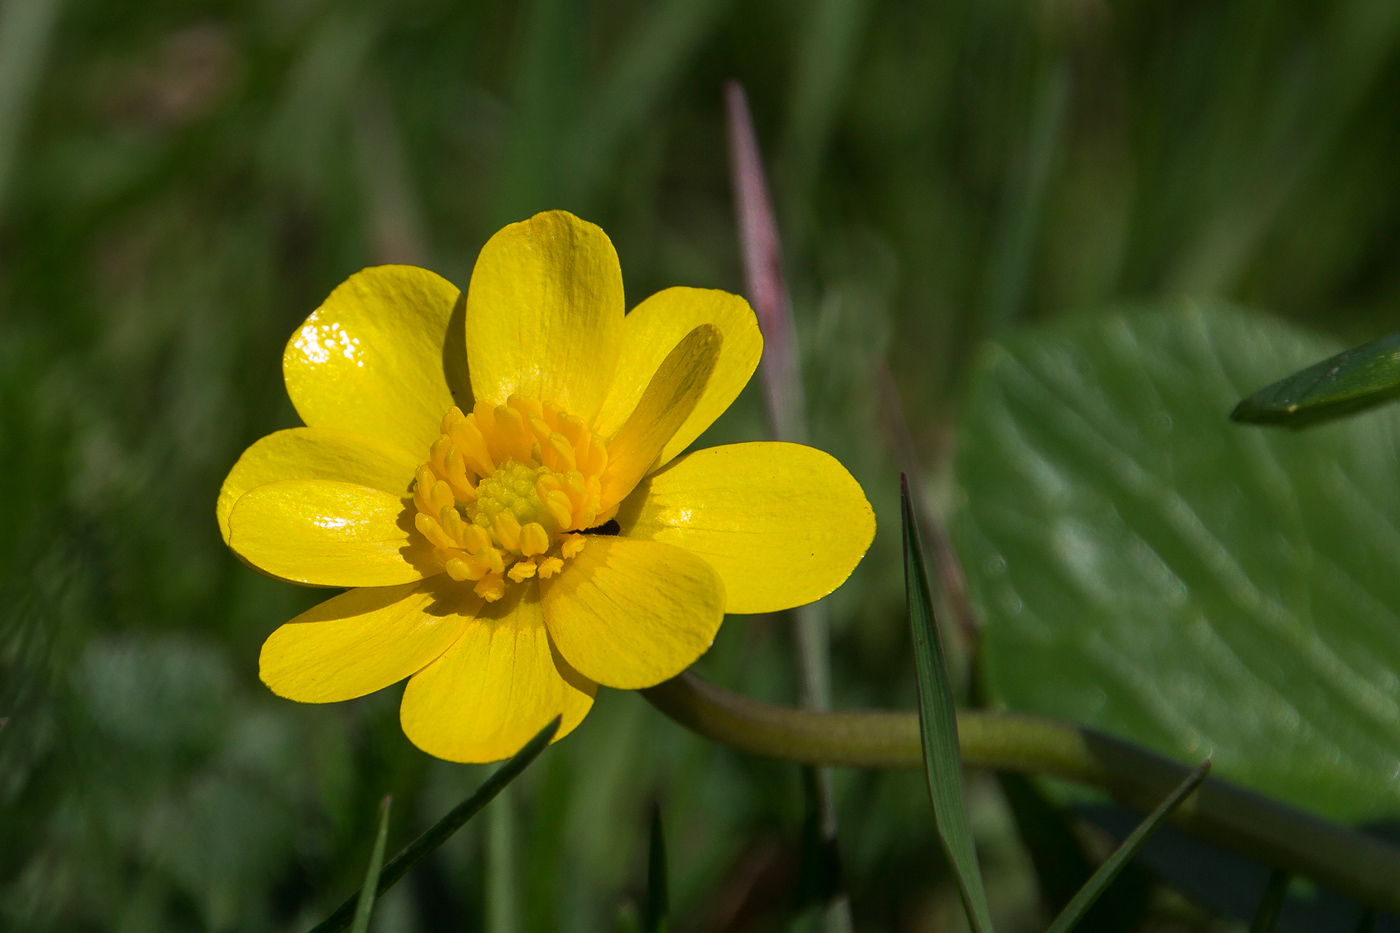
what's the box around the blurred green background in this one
[3,0,1400,930]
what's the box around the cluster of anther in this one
[412,397,611,601]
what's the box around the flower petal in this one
[598,324,720,511]
[217,427,420,544]
[260,579,475,703]
[400,584,596,763]
[464,211,624,420]
[593,288,763,465]
[228,479,436,587]
[615,442,874,614]
[284,265,467,455]
[541,536,725,690]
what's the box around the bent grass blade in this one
[309,717,561,933]
[1044,761,1211,933]
[349,795,393,933]
[644,803,668,933]
[1248,869,1290,933]
[903,475,994,933]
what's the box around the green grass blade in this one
[1231,331,1400,427]
[308,717,561,933]
[644,804,668,933]
[1248,869,1290,933]
[349,795,393,933]
[0,0,64,217]
[1356,907,1378,933]
[486,785,519,933]
[902,474,994,933]
[1044,760,1211,933]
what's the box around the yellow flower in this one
[217,211,874,763]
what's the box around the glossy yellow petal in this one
[541,536,725,690]
[616,442,874,614]
[228,480,436,587]
[593,288,762,465]
[284,265,467,455]
[400,583,596,763]
[260,579,475,703]
[216,427,419,544]
[598,324,720,511]
[464,211,624,420]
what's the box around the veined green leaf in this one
[903,476,993,933]
[1232,331,1400,427]
[1044,761,1209,933]
[956,303,1400,823]
[644,804,668,933]
[348,796,392,933]
[1248,869,1290,933]
[309,717,560,933]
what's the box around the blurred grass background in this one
[2,0,1399,930]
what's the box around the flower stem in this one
[641,671,1400,914]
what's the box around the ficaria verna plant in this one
[215,209,874,763]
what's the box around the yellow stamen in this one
[519,522,549,557]
[412,395,609,596]
[475,573,505,601]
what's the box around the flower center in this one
[411,397,613,601]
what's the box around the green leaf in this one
[1248,869,1290,933]
[1232,331,1400,427]
[349,796,392,933]
[903,476,994,933]
[309,717,560,933]
[954,302,1400,823]
[644,804,668,933]
[1044,761,1209,933]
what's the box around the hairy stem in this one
[642,671,1400,913]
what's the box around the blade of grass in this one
[980,58,1070,340]
[1043,760,1211,933]
[1231,332,1400,427]
[777,0,868,258]
[491,0,584,226]
[486,785,519,933]
[0,0,64,218]
[566,0,728,205]
[644,804,668,933]
[728,79,851,933]
[1356,907,1378,933]
[349,795,393,933]
[726,80,807,447]
[875,361,978,658]
[308,717,561,933]
[1248,870,1290,933]
[902,474,993,933]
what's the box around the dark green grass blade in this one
[309,717,561,933]
[643,803,668,933]
[349,795,393,933]
[996,773,1150,932]
[1044,760,1211,933]
[1231,331,1400,427]
[1249,869,1290,933]
[902,474,994,933]
[1356,907,1379,933]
